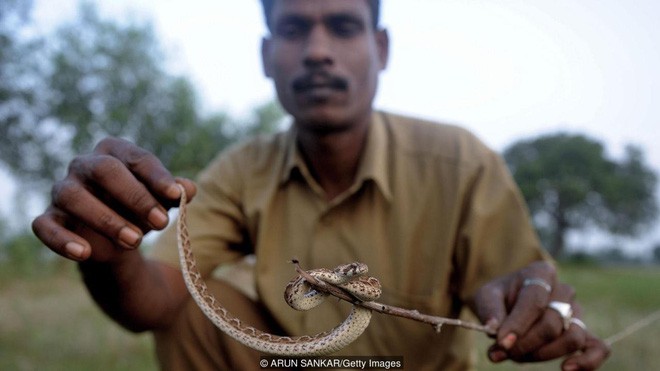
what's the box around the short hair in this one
[260,0,381,30]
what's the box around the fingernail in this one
[486,318,500,331]
[166,183,183,199]
[119,227,142,247]
[563,363,579,371]
[501,333,517,350]
[65,241,86,259]
[148,207,169,229]
[489,350,508,363]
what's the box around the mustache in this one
[292,72,348,92]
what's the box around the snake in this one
[174,184,382,356]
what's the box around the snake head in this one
[333,262,369,277]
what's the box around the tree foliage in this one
[504,133,658,257]
[1,2,285,268]
[0,0,49,184]
[0,2,284,189]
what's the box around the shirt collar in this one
[279,111,393,202]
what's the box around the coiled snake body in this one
[175,185,382,356]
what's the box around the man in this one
[32,0,610,370]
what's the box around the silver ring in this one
[523,278,552,293]
[548,301,573,330]
[570,318,587,331]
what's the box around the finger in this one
[94,138,187,203]
[510,313,587,363]
[508,283,578,359]
[174,177,197,205]
[497,261,557,349]
[561,333,611,371]
[69,153,171,231]
[51,178,143,250]
[473,279,507,336]
[32,207,92,261]
[525,319,586,362]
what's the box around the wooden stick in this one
[291,259,496,336]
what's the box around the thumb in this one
[472,281,507,335]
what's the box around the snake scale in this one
[175,184,382,356]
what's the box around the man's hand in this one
[32,137,197,262]
[473,261,610,370]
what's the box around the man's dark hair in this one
[260,0,381,30]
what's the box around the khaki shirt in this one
[150,111,547,370]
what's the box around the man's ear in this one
[376,28,390,71]
[261,37,273,78]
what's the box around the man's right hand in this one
[32,137,197,263]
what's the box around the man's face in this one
[261,0,388,133]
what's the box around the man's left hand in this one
[473,261,610,370]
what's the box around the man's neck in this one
[295,116,371,201]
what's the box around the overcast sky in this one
[4,0,659,254]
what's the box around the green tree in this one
[0,0,36,107]
[504,133,658,257]
[1,1,285,271]
[42,3,208,181]
[0,0,48,187]
[0,2,283,187]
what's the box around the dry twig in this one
[291,259,496,336]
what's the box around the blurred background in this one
[1,1,658,370]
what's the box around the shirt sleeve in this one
[148,150,252,277]
[454,148,552,303]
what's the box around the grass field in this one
[474,264,660,370]
[1,263,658,370]
[0,266,156,371]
